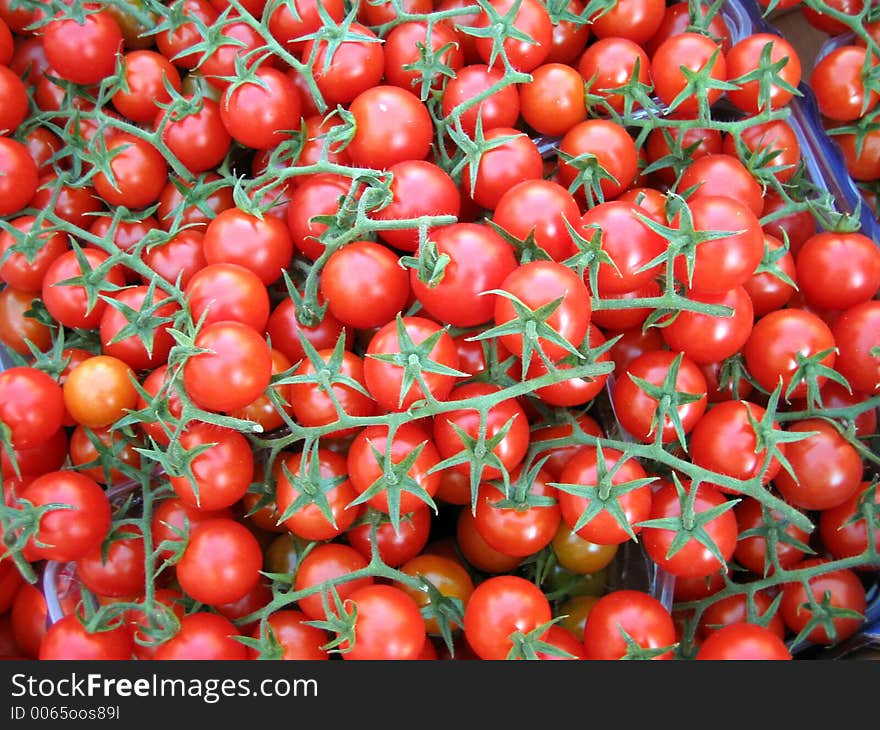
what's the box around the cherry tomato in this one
[583,590,675,660]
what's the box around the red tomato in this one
[612,349,707,444]
[19,471,111,562]
[42,7,122,86]
[383,20,464,96]
[93,134,168,209]
[293,543,374,621]
[463,575,552,659]
[642,481,738,578]
[743,309,837,399]
[734,497,811,576]
[456,507,523,573]
[698,590,786,641]
[373,160,461,252]
[159,98,231,174]
[0,367,64,448]
[302,22,384,107]
[203,207,293,286]
[0,138,38,217]
[274,447,357,542]
[651,33,727,116]
[99,285,178,371]
[347,507,432,568]
[10,582,48,658]
[661,286,754,365]
[39,616,132,660]
[113,50,183,123]
[348,422,441,516]
[557,445,653,545]
[347,85,433,169]
[796,232,880,313]
[154,613,247,660]
[363,316,461,411]
[520,62,588,135]
[583,590,675,660]
[434,382,530,482]
[77,529,146,598]
[492,179,580,261]
[410,223,517,328]
[441,64,520,136]
[321,241,409,329]
[462,128,543,210]
[341,585,426,660]
[832,301,880,394]
[680,154,764,217]
[249,611,329,660]
[169,423,254,511]
[590,0,664,44]
[696,623,791,660]
[557,119,638,203]
[185,263,269,332]
[473,467,561,557]
[820,483,880,565]
[811,46,878,122]
[780,559,866,644]
[773,419,863,512]
[176,518,263,606]
[220,66,302,151]
[726,34,801,113]
[182,321,272,413]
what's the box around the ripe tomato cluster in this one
[0,0,877,663]
[757,0,880,217]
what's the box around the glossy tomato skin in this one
[642,482,738,579]
[169,423,254,511]
[613,350,708,444]
[726,34,801,113]
[293,543,374,621]
[441,64,520,136]
[185,263,269,332]
[473,468,561,557]
[733,497,811,576]
[773,419,863,512]
[674,195,764,294]
[0,138,37,217]
[183,321,272,413]
[811,46,878,123]
[833,301,880,395]
[347,507,431,568]
[689,400,784,490]
[744,309,837,399]
[0,367,64,449]
[19,471,111,562]
[583,590,675,660]
[267,294,349,366]
[10,583,48,659]
[249,611,329,660]
[434,382,530,482]
[320,241,409,329]
[411,223,517,328]
[494,261,591,363]
[557,119,638,202]
[0,216,68,292]
[42,8,123,86]
[176,518,263,606]
[39,616,133,660]
[796,232,880,312]
[303,22,384,107]
[578,38,651,114]
[76,529,146,598]
[397,554,474,635]
[651,33,727,115]
[340,585,426,661]
[463,575,552,659]
[289,348,376,436]
[461,128,543,210]
[383,20,464,96]
[696,623,791,660]
[661,286,754,365]
[159,97,231,174]
[92,134,168,209]
[492,179,580,261]
[99,286,178,371]
[473,0,552,72]
[203,208,293,286]
[363,316,461,411]
[41,248,127,330]
[113,50,183,123]
[154,613,248,660]
[347,422,441,515]
[520,63,588,136]
[578,201,666,295]
[820,484,880,566]
[220,66,302,151]
[274,449,359,542]
[456,508,522,574]
[557,446,653,546]
[347,86,433,170]
[780,559,867,645]
[698,590,786,641]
